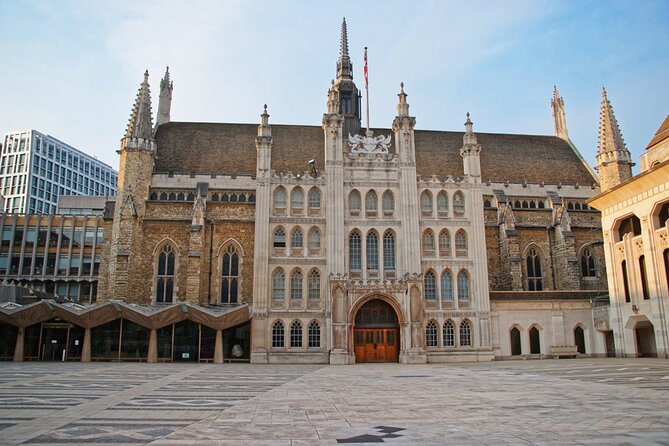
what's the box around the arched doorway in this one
[510,327,521,356]
[353,299,399,363]
[574,326,586,354]
[529,327,541,354]
[635,321,657,357]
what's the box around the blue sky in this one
[0,0,667,172]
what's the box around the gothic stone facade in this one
[94,23,609,363]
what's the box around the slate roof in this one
[154,122,597,185]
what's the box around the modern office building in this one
[0,130,117,214]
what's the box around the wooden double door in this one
[353,299,399,363]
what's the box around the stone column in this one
[13,326,24,362]
[147,328,157,363]
[81,327,91,362]
[214,329,223,364]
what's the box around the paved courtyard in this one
[1,359,668,445]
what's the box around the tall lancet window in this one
[349,231,361,271]
[383,231,395,272]
[527,247,543,291]
[156,244,176,303]
[367,231,379,271]
[220,244,240,304]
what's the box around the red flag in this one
[363,47,368,87]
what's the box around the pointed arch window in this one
[426,320,438,347]
[308,270,320,300]
[273,227,286,248]
[220,244,240,304]
[382,190,394,214]
[308,227,321,251]
[291,187,304,212]
[308,187,321,211]
[457,269,470,300]
[424,270,436,300]
[308,320,321,348]
[272,320,284,348]
[459,320,472,346]
[439,229,451,256]
[383,231,395,272]
[441,269,453,300]
[367,231,379,270]
[437,191,449,215]
[365,190,378,215]
[455,229,467,256]
[421,191,433,214]
[272,268,285,299]
[291,227,303,249]
[274,187,286,210]
[290,320,303,348]
[290,269,303,300]
[580,248,596,277]
[422,229,435,255]
[156,244,176,303]
[453,192,465,214]
[443,321,455,347]
[349,231,361,271]
[349,190,361,214]
[527,247,543,291]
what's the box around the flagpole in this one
[364,47,370,135]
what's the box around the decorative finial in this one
[264,104,268,112]
[144,69,149,80]
[400,82,404,92]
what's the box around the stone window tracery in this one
[308,187,321,211]
[273,187,287,210]
[383,231,395,272]
[272,320,284,348]
[439,229,451,256]
[155,243,176,304]
[349,230,361,271]
[290,269,303,300]
[382,190,395,214]
[272,268,285,299]
[453,191,465,214]
[443,320,455,347]
[365,190,378,216]
[291,187,304,212]
[273,227,286,248]
[291,227,303,249]
[459,320,472,346]
[426,320,438,347]
[308,320,321,348]
[437,191,449,215]
[457,269,470,300]
[308,269,320,300]
[290,320,303,348]
[580,248,596,277]
[349,190,361,214]
[422,229,435,255]
[455,229,467,256]
[424,270,436,300]
[441,269,453,300]
[308,227,320,251]
[526,247,543,291]
[421,190,433,215]
[366,231,379,271]
[220,244,240,304]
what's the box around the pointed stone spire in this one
[124,70,154,140]
[595,87,633,191]
[336,17,352,80]
[461,112,481,180]
[397,82,410,117]
[155,66,173,130]
[551,85,569,140]
[258,104,271,138]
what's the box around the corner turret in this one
[595,87,633,191]
[155,66,173,131]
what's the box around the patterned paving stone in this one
[1,359,668,445]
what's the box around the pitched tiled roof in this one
[647,114,669,149]
[154,122,597,185]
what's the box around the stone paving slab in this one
[0,359,668,445]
